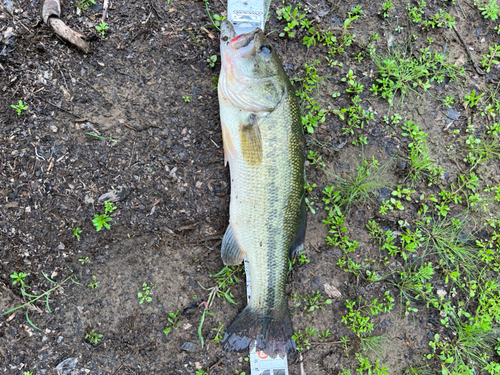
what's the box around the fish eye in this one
[260,45,271,54]
[222,36,229,42]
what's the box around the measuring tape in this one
[244,257,289,375]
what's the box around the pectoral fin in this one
[221,224,245,265]
[221,122,236,166]
[240,114,262,166]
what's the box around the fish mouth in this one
[220,20,262,53]
[229,28,261,49]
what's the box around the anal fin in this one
[221,224,245,265]
[289,196,307,259]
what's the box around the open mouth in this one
[229,28,260,49]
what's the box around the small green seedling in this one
[212,14,226,28]
[183,95,191,102]
[76,0,96,13]
[379,0,395,18]
[11,100,28,115]
[85,132,120,142]
[85,329,103,344]
[88,275,99,289]
[95,22,109,35]
[307,150,325,168]
[207,55,217,68]
[73,227,82,241]
[23,372,33,375]
[78,257,90,265]
[481,44,500,73]
[138,282,156,304]
[211,321,225,343]
[92,201,117,231]
[163,310,180,336]
[10,272,28,288]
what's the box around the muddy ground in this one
[1,0,499,374]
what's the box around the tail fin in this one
[221,303,296,358]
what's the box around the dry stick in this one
[42,0,90,53]
[55,58,69,92]
[452,25,485,76]
[35,96,82,118]
[0,1,14,18]
[102,0,109,22]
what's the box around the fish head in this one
[219,20,286,112]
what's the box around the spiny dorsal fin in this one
[240,114,262,166]
[221,224,246,266]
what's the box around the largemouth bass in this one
[217,20,306,358]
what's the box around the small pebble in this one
[180,342,197,352]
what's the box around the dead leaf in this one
[324,283,342,299]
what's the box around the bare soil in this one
[1,0,499,374]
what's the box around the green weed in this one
[3,273,80,330]
[324,156,391,212]
[138,282,156,304]
[85,329,103,345]
[95,22,109,35]
[401,120,442,184]
[372,47,464,107]
[292,290,332,316]
[92,201,116,231]
[163,310,180,336]
[78,257,90,265]
[379,0,395,18]
[292,327,316,351]
[356,353,389,374]
[422,10,455,30]
[197,265,243,347]
[85,132,119,142]
[75,0,95,13]
[276,4,310,38]
[481,44,500,73]
[73,227,82,241]
[476,0,500,20]
[201,0,225,31]
[10,272,28,288]
[206,55,217,68]
[88,275,99,289]
[11,100,28,115]
[211,321,224,343]
[341,293,394,347]
[293,60,327,134]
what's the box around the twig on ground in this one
[300,353,305,375]
[42,0,90,53]
[102,0,109,22]
[35,96,82,118]
[453,25,485,76]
